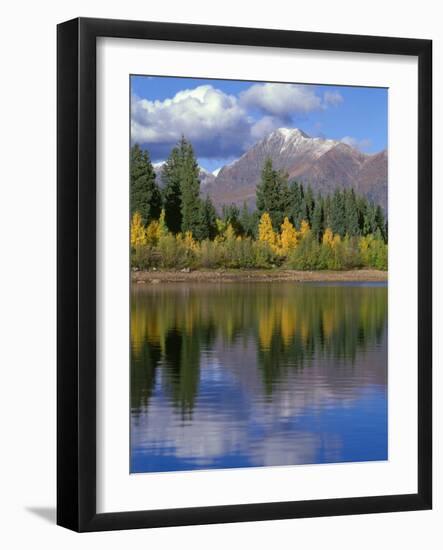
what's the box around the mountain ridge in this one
[204,128,387,211]
[151,127,387,211]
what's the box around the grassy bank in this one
[132,268,388,284]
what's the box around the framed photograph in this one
[57,17,432,532]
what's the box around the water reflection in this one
[131,282,387,472]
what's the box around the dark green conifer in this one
[162,147,183,233]
[345,188,360,236]
[311,195,324,242]
[130,144,162,225]
[256,158,289,229]
[331,189,346,237]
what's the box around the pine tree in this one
[323,194,332,230]
[194,196,218,241]
[240,202,254,237]
[356,196,368,235]
[364,202,378,235]
[345,189,359,236]
[287,180,307,229]
[304,185,315,224]
[130,144,162,225]
[256,158,289,229]
[311,196,324,242]
[179,138,201,235]
[256,158,274,214]
[204,196,218,240]
[331,189,346,237]
[375,205,387,242]
[162,147,183,233]
[222,203,243,235]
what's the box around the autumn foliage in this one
[131,209,387,271]
[130,143,387,272]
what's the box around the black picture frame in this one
[57,17,432,532]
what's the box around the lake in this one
[130,281,388,473]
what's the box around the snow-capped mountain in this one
[205,128,387,210]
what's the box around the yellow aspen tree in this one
[157,209,168,239]
[332,234,341,248]
[130,211,146,247]
[258,212,277,248]
[359,234,372,265]
[322,227,334,246]
[300,219,310,239]
[280,217,298,253]
[224,223,236,241]
[145,220,160,245]
[183,231,198,253]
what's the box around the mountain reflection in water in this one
[131,282,387,473]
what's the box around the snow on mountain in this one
[205,128,387,211]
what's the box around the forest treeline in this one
[130,138,388,271]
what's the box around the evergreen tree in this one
[356,196,368,235]
[345,189,359,236]
[130,144,162,225]
[375,205,387,242]
[240,202,254,237]
[364,202,378,235]
[287,181,308,229]
[256,158,289,229]
[179,138,201,235]
[287,180,301,227]
[162,147,183,233]
[304,185,315,224]
[323,194,332,230]
[222,204,243,235]
[311,195,324,242]
[331,189,346,237]
[194,196,218,241]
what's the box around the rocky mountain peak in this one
[203,127,387,211]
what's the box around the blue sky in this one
[131,75,387,173]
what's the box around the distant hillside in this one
[203,128,387,211]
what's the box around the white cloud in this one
[131,82,345,160]
[131,85,251,159]
[323,90,344,107]
[250,115,286,141]
[341,136,372,151]
[240,83,323,117]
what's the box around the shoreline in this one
[132,268,388,284]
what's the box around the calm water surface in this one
[131,281,387,473]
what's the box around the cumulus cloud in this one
[341,136,372,151]
[240,83,344,119]
[131,85,251,160]
[131,83,345,160]
[249,115,287,142]
[240,83,323,118]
